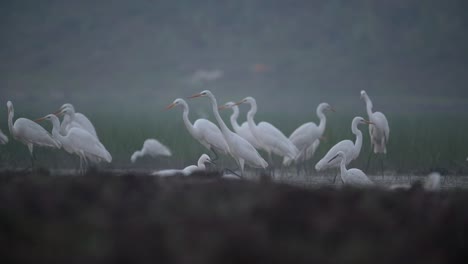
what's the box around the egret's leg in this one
[210,147,219,162]
[332,169,339,184]
[366,151,373,172]
[380,155,385,179]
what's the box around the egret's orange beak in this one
[364,120,374,125]
[234,101,244,106]
[166,103,176,110]
[188,93,202,99]
[35,117,46,122]
[218,105,226,110]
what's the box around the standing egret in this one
[152,153,213,177]
[35,114,111,173]
[0,129,8,144]
[188,91,268,176]
[360,90,389,175]
[328,151,374,187]
[131,138,172,163]
[315,117,372,182]
[55,103,98,139]
[166,98,229,161]
[235,97,298,164]
[7,101,61,168]
[283,103,334,173]
[219,102,261,149]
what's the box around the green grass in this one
[1,108,468,174]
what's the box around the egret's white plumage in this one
[152,154,212,177]
[315,117,371,171]
[167,98,229,159]
[219,102,261,149]
[131,138,172,163]
[189,90,268,173]
[36,114,111,171]
[283,103,333,166]
[7,101,61,166]
[329,151,373,187]
[0,129,8,144]
[236,97,298,161]
[56,103,98,139]
[361,91,389,154]
[424,172,441,191]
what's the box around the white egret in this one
[131,138,172,163]
[35,114,112,173]
[0,129,8,144]
[235,97,298,164]
[188,91,268,175]
[55,103,98,139]
[166,98,228,161]
[361,90,390,174]
[283,103,334,170]
[7,101,61,168]
[328,151,374,187]
[219,102,261,149]
[315,116,372,182]
[152,153,213,177]
[424,172,441,191]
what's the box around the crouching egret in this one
[131,138,172,163]
[36,114,111,173]
[315,116,372,182]
[188,90,268,176]
[7,101,61,168]
[328,151,373,187]
[166,98,229,161]
[152,154,213,177]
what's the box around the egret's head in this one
[219,101,236,110]
[59,103,74,111]
[318,102,335,113]
[360,90,367,99]
[354,116,373,125]
[166,98,185,110]
[6,101,12,112]
[199,154,214,165]
[188,90,211,99]
[235,96,255,106]
[35,114,57,123]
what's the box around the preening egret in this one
[152,153,213,177]
[131,138,172,163]
[283,102,334,169]
[7,101,61,168]
[188,90,268,175]
[219,102,261,149]
[315,117,372,181]
[361,90,389,176]
[166,98,228,161]
[36,114,111,173]
[235,97,298,163]
[0,129,8,144]
[55,103,98,139]
[328,151,373,187]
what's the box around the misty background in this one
[1,0,468,113]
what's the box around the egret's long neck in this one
[181,101,197,136]
[197,159,206,169]
[207,94,230,134]
[7,108,14,135]
[364,95,373,117]
[50,117,65,142]
[246,101,258,136]
[230,106,241,132]
[351,121,363,156]
[61,114,72,131]
[317,110,327,136]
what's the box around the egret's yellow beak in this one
[188,93,202,99]
[166,103,176,110]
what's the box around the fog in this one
[1,0,468,115]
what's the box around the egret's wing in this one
[16,118,60,148]
[143,139,172,157]
[152,169,183,177]
[346,168,373,187]
[67,128,111,162]
[194,119,229,154]
[373,112,389,143]
[229,132,268,169]
[75,113,98,138]
[257,122,298,158]
[315,140,354,170]
[237,122,261,149]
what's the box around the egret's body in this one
[424,172,441,191]
[167,98,229,160]
[283,103,333,167]
[57,103,98,139]
[330,151,373,187]
[152,154,212,177]
[36,114,111,172]
[131,138,172,163]
[361,91,389,154]
[7,101,61,167]
[315,117,371,177]
[0,129,8,144]
[219,102,261,149]
[189,91,268,174]
[236,97,298,163]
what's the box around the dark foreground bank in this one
[0,170,467,264]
